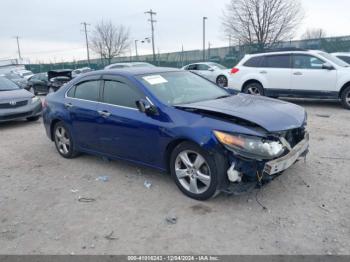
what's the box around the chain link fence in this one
[25,35,350,73]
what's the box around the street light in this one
[203,17,208,61]
[135,40,139,59]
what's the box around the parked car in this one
[0,76,42,122]
[331,52,350,64]
[43,67,308,200]
[229,49,350,109]
[72,67,93,78]
[48,69,73,93]
[26,73,48,94]
[3,73,28,89]
[104,62,155,70]
[14,69,34,80]
[182,62,232,88]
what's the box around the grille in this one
[0,100,28,109]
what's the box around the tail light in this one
[231,68,239,74]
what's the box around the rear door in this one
[65,75,102,151]
[260,54,292,94]
[291,54,337,93]
[95,75,161,165]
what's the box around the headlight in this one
[214,130,285,160]
[31,96,40,104]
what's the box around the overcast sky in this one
[0,0,349,63]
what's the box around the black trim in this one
[265,89,339,99]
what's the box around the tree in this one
[301,28,327,40]
[222,0,303,50]
[90,20,131,64]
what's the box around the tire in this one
[243,82,264,96]
[340,86,350,110]
[53,121,79,159]
[27,116,40,122]
[216,75,228,88]
[170,141,220,200]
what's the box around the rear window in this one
[262,55,291,68]
[243,56,263,67]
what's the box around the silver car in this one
[0,76,42,122]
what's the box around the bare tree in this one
[90,20,131,64]
[222,0,303,50]
[301,28,327,40]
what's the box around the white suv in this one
[230,49,350,109]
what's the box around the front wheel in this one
[170,142,220,200]
[53,121,79,158]
[341,86,350,109]
[243,82,264,96]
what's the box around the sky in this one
[0,0,349,63]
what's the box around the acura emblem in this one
[9,100,17,106]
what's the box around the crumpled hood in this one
[177,94,306,132]
[0,89,33,102]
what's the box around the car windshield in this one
[5,74,22,80]
[137,71,230,105]
[0,77,20,91]
[318,52,349,67]
[209,63,227,69]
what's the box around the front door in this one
[291,54,337,94]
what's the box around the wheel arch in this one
[339,81,350,98]
[49,118,63,141]
[164,138,200,173]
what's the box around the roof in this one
[246,49,324,57]
[84,67,181,78]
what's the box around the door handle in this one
[98,110,111,117]
[64,103,73,109]
[259,71,267,74]
[293,72,303,76]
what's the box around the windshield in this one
[208,63,227,70]
[137,71,229,105]
[0,77,20,91]
[318,52,349,67]
[5,74,22,80]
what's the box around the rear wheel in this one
[341,86,350,109]
[216,75,228,88]
[243,82,264,96]
[170,142,220,200]
[53,121,78,158]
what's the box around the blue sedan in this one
[43,67,309,200]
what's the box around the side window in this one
[103,80,143,108]
[243,56,263,67]
[337,56,350,64]
[187,64,197,70]
[197,64,210,70]
[263,55,291,68]
[293,55,325,69]
[73,80,100,101]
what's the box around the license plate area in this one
[264,133,309,176]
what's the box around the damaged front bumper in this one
[222,132,309,195]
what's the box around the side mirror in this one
[208,68,215,72]
[322,63,334,70]
[136,99,158,116]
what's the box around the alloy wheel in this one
[55,126,71,155]
[174,150,211,194]
[247,86,261,95]
[217,76,228,88]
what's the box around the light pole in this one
[145,9,157,63]
[203,17,208,61]
[135,40,139,60]
[14,36,22,62]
